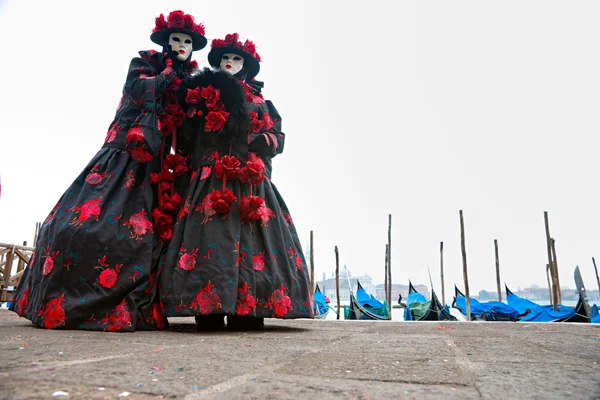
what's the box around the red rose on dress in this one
[167,10,185,28]
[165,154,188,176]
[131,147,153,163]
[235,282,257,316]
[42,257,54,276]
[162,192,182,214]
[214,155,241,180]
[152,208,173,240]
[150,169,174,185]
[249,118,262,134]
[178,249,198,271]
[101,300,132,332]
[164,103,186,127]
[99,268,118,288]
[85,172,103,185]
[240,195,273,223]
[265,284,292,317]
[211,101,225,112]
[15,287,29,316]
[125,126,145,145]
[200,85,221,109]
[204,110,229,132]
[105,123,118,143]
[159,114,176,136]
[211,199,230,214]
[186,87,202,104]
[262,113,274,130]
[282,212,293,226]
[239,153,265,184]
[253,252,265,271]
[42,295,66,329]
[206,189,237,215]
[127,209,153,237]
[190,281,222,315]
[80,198,102,221]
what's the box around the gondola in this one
[591,304,600,324]
[452,286,521,321]
[506,285,590,323]
[404,281,457,321]
[313,284,330,320]
[344,280,390,320]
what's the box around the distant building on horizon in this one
[317,266,429,303]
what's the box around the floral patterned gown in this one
[9,50,191,331]
[158,76,313,320]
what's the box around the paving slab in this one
[0,310,599,399]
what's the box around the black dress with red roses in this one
[158,76,313,321]
[9,51,195,331]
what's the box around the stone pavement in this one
[0,309,599,399]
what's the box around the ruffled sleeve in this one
[122,57,177,161]
[248,100,285,158]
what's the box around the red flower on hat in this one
[153,11,205,35]
[211,32,262,62]
[167,10,185,29]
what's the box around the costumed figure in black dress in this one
[158,33,313,330]
[9,11,207,331]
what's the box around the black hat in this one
[208,33,261,79]
[150,10,207,51]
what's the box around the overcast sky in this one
[1,1,600,296]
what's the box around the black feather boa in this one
[176,68,249,140]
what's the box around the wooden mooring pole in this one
[592,257,600,295]
[310,231,314,293]
[459,210,471,321]
[384,244,388,311]
[335,246,340,320]
[550,238,561,304]
[546,264,553,303]
[440,241,445,306]
[494,239,502,301]
[387,214,392,315]
[544,211,559,310]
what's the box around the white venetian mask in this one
[220,53,244,75]
[168,32,193,61]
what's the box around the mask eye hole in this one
[172,37,181,42]
[233,56,242,61]
[184,39,192,44]
[222,55,230,60]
